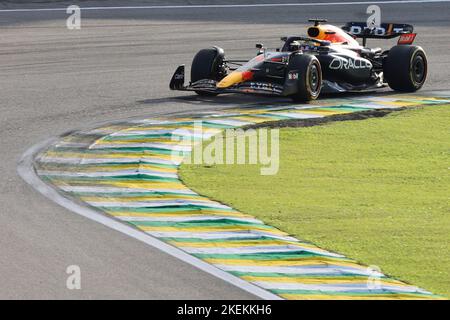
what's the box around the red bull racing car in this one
[170,19,427,102]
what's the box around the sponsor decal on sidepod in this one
[329,57,372,70]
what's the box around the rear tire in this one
[191,47,225,96]
[287,54,322,102]
[383,45,427,92]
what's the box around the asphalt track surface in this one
[1,0,449,299]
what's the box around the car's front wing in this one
[170,65,285,96]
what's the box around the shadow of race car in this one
[170,19,427,102]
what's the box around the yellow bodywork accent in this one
[217,71,243,88]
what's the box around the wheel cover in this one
[309,64,320,93]
[411,54,426,85]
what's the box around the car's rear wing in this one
[342,22,415,46]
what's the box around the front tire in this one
[191,47,225,96]
[383,45,427,92]
[287,54,322,102]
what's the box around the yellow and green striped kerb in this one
[35,93,450,300]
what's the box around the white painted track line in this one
[1,0,449,13]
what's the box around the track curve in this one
[22,92,450,299]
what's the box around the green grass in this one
[180,105,450,297]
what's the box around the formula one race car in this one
[170,19,427,101]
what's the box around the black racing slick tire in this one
[191,47,225,96]
[383,45,427,92]
[287,54,322,102]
